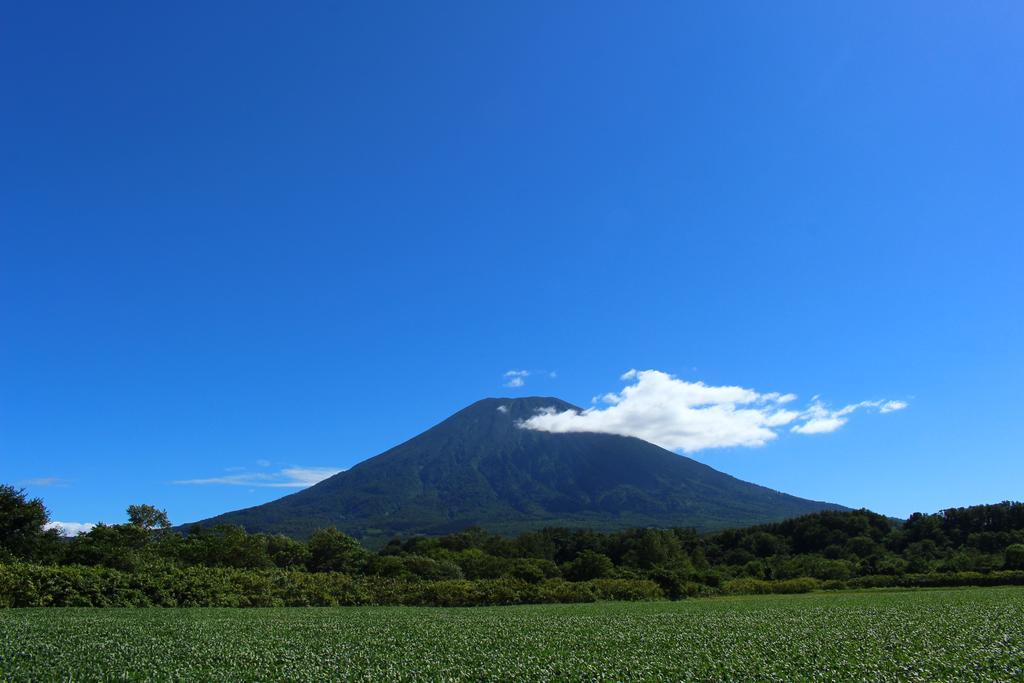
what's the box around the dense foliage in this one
[0,485,61,564]
[2,588,1022,680]
[3,484,1024,607]
[0,564,660,608]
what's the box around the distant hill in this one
[191,397,847,543]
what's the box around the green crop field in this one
[1,587,1022,681]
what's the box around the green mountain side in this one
[193,397,846,543]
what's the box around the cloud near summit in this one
[503,370,529,388]
[519,369,906,453]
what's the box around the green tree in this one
[509,558,559,583]
[64,523,153,571]
[452,548,509,579]
[402,554,463,580]
[0,484,60,562]
[742,531,784,558]
[179,525,272,569]
[845,535,880,558]
[267,534,310,568]
[127,504,170,530]
[1005,544,1024,570]
[563,550,614,581]
[307,528,367,573]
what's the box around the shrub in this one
[307,528,367,574]
[562,551,614,581]
[589,579,663,602]
[0,564,663,608]
[772,578,821,594]
[847,574,898,589]
[721,578,772,595]
[1005,544,1024,570]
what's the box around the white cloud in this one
[520,369,800,452]
[790,414,847,434]
[761,392,797,404]
[519,369,908,452]
[791,400,856,434]
[496,405,509,414]
[45,521,95,536]
[880,400,908,413]
[504,370,529,388]
[174,466,343,488]
[20,477,69,487]
[790,399,905,435]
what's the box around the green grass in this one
[2,588,1022,681]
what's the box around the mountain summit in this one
[193,397,846,542]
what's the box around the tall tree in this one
[126,504,171,530]
[0,484,60,561]
[307,528,367,573]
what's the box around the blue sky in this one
[2,2,1022,531]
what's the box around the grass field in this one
[2,587,1022,681]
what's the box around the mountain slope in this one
[192,397,847,542]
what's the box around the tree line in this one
[2,484,1023,607]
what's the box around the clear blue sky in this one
[2,2,1022,529]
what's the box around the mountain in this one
[192,397,847,543]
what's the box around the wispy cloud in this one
[496,405,509,414]
[19,477,70,487]
[44,521,95,536]
[791,398,907,434]
[792,400,871,434]
[174,466,343,488]
[504,370,529,388]
[519,369,907,452]
[880,400,908,414]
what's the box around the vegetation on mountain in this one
[191,397,846,542]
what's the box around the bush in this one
[647,567,702,600]
[772,578,821,594]
[721,578,772,595]
[1005,544,1024,570]
[532,579,597,604]
[847,575,898,589]
[0,564,664,608]
[307,528,367,574]
[589,579,664,602]
[899,570,1024,588]
[720,577,821,595]
[562,551,615,582]
[509,559,557,584]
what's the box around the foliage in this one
[0,485,60,563]
[126,504,171,530]
[562,550,614,581]
[307,528,368,573]
[6,487,1024,608]
[0,563,662,608]
[1005,544,1024,570]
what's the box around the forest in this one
[2,484,1023,607]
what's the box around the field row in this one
[2,587,1023,681]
